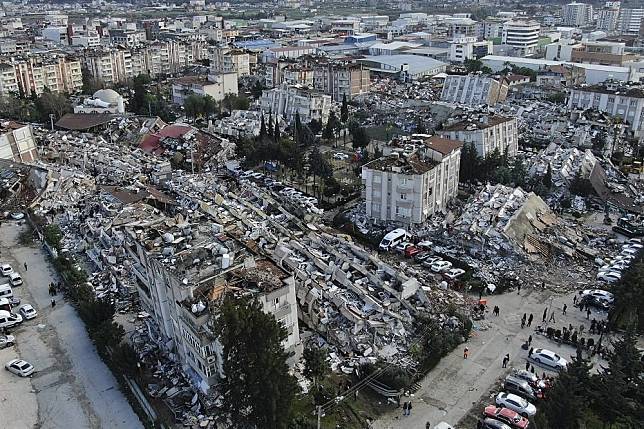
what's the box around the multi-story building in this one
[444,17,478,38]
[312,62,370,101]
[172,73,238,105]
[438,114,518,158]
[361,136,462,225]
[259,84,331,124]
[562,3,594,27]
[618,8,644,35]
[449,37,493,63]
[109,29,147,46]
[440,74,509,106]
[502,20,541,57]
[124,213,301,392]
[2,56,82,97]
[0,121,37,163]
[209,46,250,77]
[598,2,621,31]
[261,45,316,63]
[568,81,644,136]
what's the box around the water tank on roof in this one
[93,89,121,104]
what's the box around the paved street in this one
[374,285,610,429]
[0,221,143,429]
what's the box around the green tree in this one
[43,224,63,250]
[251,80,265,99]
[459,142,481,184]
[542,164,553,188]
[510,157,527,187]
[215,295,298,429]
[340,94,349,123]
[130,74,151,114]
[351,126,370,149]
[259,114,267,138]
[303,346,328,387]
[184,94,205,119]
[202,95,218,119]
[322,111,339,141]
[267,113,274,137]
[35,91,72,121]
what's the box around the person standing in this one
[402,402,408,416]
[407,402,412,416]
[525,361,530,371]
[521,316,526,329]
[562,304,567,315]
[586,308,591,320]
[502,353,509,368]
[549,312,556,323]
[542,308,548,322]
[528,335,532,345]
[517,284,521,294]
[464,347,469,359]
[573,294,578,305]
[529,346,534,357]
[23,262,27,271]
[527,313,533,326]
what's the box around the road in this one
[0,221,143,429]
[373,285,610,429]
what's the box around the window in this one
[274,297,280,306]
[400,193,407,200]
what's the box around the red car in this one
[404,245,422,258]
[484,405,530,429]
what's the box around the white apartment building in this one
[361,136,462,225]
[71,33,101,48]
[172,72,238,105]
[440,74,509,106]
[124,218,301,393]
[449,37,493,63]
[259,84,331,124]
[2,56,83,97]
[562,3,594,27]
[598,3,621,31]
[618,8,644,35]
[438,115,518,158]
[209,46,250,77]
[312,62,370,101]
[568,82,644,137]
[0,121,37,163]
[502,20,541,57]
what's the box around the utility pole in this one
[316,405,322,429]
[49,113,55,131]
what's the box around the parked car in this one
[596,271,621,283]
[19,304,37,320]
[503,375,537,402]
[417,240,433,250]
[430,260,453,273]
[8,272,22,287]
[9,212,25,220]
[513,369,546,389]
[404,246,422,258]
[624,243,643,250]
[0,334,15,349]
[394,241,414,253]
[443,268,465,280]
[414,252,432,262]
[530,348,568,370]
[421,256,443,268]
[0,264,13,276]
[580,289,614,303]
[5,359,34,377]
[333,152,349,160]
[482,418,512,429]
[495,392,537,417]
[579,295,610,311]
[483,406,529,429]
[0,310,22,329]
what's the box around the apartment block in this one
[1,56,82,97]
[361,136,462,225]
[440,74,508,106]
[562,2,594,27]
[449,37,493,63]
[0,121,37,163]
[172,73,238,105]
[123,213,301,392]
[259,84,331,124]
[209,46,250,77]
[502,20,541,57]
[568,82,644,137]
[619,8,644,35]
[438,114,518,158]
[312,62,370,101]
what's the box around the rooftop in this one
[442,114,514,132]
[364,152,438,175]
[423,136,463,155]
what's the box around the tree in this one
[43,224,63,250]
[34,91,72,121]
[323,111,338,140]
[215,295,298,429]
[351,126,370,149]
[267,113,274,137]
[303,346,328,387]
[130,74,151,114]
[202,95,218,119]
[184,94,205,119]
[251,80,265,99]
[542,349,593,429]
[510,157,527,187]
[459,142,481,184]
[259,114,267,138]
[340,94,349,123]
[542,163,553,189]
[274,120,280,142]
[308,119,322,135]
[415,119,427,134]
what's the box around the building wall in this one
[502,21,540,56]
[441,75,507,106]
[568,88,644,136]
[439,119,518,158]
[259,85,331,123]
[0,124,37,163]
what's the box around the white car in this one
[417,240,433,250]
[597,271,621,283]
[19,304,37,320]
[394,242,414,253]
[621,248,639,257]
[624,243,643,250]
[443,268,465,280]
[9,212,24,220]
[581,289,614,303]
[530,348,568,370]
[8,272,22,287]
[0,334,15,349]
[333,152,349,160]
[5,359,34,377]
[430,260,453,273]
[0,264,13,276]
[495,392,536,417]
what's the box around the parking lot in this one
[0,221,142,429]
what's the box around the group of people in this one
[48,281,61,308]
[401,401,413,416]
[520,313,534,328]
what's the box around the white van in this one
[0,284,13,299]
[379,228,409,251]
[0,310,22,329]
